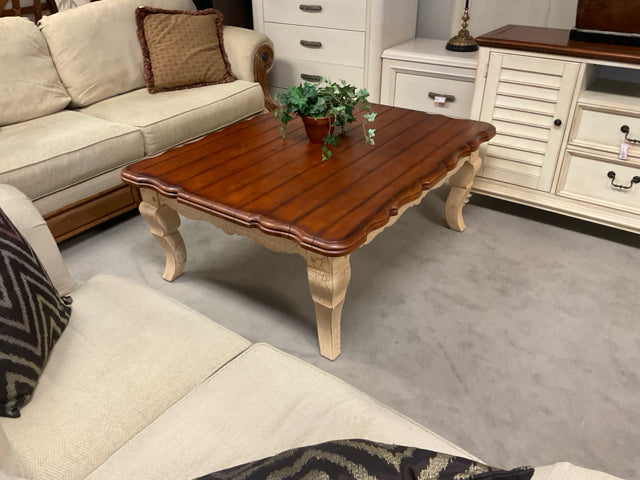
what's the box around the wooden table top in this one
[122,105,495,256]
[476,25,640,64]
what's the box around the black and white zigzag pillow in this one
[198,439,534,480]
[0,207,72,418]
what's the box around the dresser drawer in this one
[269,58,364,90]
[570,105,640,159]
[392,72,474,118]
[557,151,640,213]
[262,0,366,31]
[265,23,365,68]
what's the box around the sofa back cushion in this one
[0,18,71,126]
[38,0,196,108]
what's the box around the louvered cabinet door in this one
[477,52,580,192]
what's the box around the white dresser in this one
[251,0,418,102]
[471,25,640,234]
[380,38,478,119]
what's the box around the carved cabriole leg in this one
[138,190,186,282]
[445,151,482,232]
[305,254,351,360]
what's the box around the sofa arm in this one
[223,26,276,111]
[0,184,77,296]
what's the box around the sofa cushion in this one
[197,439,534,480]
[0,273,250,480]
[38,0,197,108]
[0,208,72,418]
[136,7,237,94]
[0,185,77,296]
[79,81,265,155]
[0,110,144,203]
[86,343,480,480]
[0,18,71,126]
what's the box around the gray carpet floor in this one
[59,188,639,479]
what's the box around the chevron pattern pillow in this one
[0,207,72,418]
[197,439,534,480]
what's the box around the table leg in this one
[139,199,187,282]
[445,151,482,232]
[306,254,351,360]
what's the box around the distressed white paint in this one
[417,0,579,39]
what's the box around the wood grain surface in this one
[476,25,640,64]
[122,105,495,256]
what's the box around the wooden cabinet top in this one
[476,25,640,65]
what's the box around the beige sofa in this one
[0,0,274,243]
[0,182,622,480]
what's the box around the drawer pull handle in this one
[621,125,640,144]
[300,40,322,48]
[607,171,640,190]
[428,92,455,103]
[299,4,322,12]
[300,73,323,82]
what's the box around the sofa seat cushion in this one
[79,80,266,156]
[0,274,250,480]
[0,111,144,203]
[0,17,71,126]
[86,343,478,480]
[38,0,197,108]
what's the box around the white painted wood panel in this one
[558,151,640,214]
[263,0,367,31]
[392,72,475,118]
[265,23,365,68]
[269,58,364,90]
[253,0,418,102]
[478,52,580,191]
[570,105,640,159]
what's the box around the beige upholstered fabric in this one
[0,18,70,126]
[136,7,236,93]
[87,343,478,480]
[0,184,76,296]
[79,81,265,155]
[0,111,143,202]
[222,25,273,82]
[38,0,196,108]
[0,425,24,478]
[533,463,624,480]
[0,274,250,480]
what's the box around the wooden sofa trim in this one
[45,184,141,243]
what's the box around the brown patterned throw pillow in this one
[196,439,534,480]
[135,6,237,94]
[0,208,72,418]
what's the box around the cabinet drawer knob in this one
[607,171,640,190]
[554,119,562,127]
[299,4,322,12]
[300,73,323,82]
[300,39,322,49]
[428,92,455,103]
[621,125,640,144]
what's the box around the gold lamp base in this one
[446,7,478,52]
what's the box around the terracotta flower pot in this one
[301,116,334,144]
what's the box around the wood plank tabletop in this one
[122,105,495,256]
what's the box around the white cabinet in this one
[251,0,419,102]
[477,52,580,191]
[471,25,640,234]
[380,38,477,119]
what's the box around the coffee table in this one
[122,105,495,359]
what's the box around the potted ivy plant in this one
[274,79,377,161]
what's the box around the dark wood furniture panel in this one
[45,184,141,243]
[476,25,640,64]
